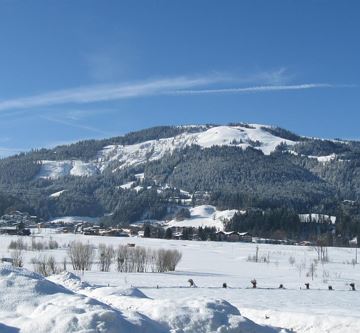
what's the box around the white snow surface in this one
[1,232,360,332]
[0,265,286,333]
[308,153,337,163]
[167,205,239,231]
[48,216,100,224]
[37,160,99,179]
[36,124,297,179]
[299,213,336,224]
[49,190,66,198]
[118,181,135,190]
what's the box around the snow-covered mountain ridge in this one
[37,124,297,179]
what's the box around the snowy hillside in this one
[167,205,241,230]
[36,124,297,179]
[37,160,99,179]
[48,216,100,224]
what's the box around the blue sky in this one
[0,0,359,156]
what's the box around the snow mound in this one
[0,265,144,333]
[47,270,288,333]
[48,271,92,291]
[88,286,149,299]
[82,289,288,333]
[49,272,147,298]
[167,205,239,231]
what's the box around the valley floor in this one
[1,231,359,332]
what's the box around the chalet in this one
[99,229,130,237]
[238,232,252,243]
[224,231,240,242]
[215,231,226,241]
[215,231,252,242]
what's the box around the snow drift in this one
[0,266,289,332]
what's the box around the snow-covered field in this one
[1,231,359,332]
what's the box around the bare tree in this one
[307,261,317,280]
[8,238,27,251]
[288,256,296,266]
[116,245,128,272]
[156,249,182,272]
[31,255,60,276]
[312,237,329,263]
[296,260,306,278]
[63,257,67,271]
[11,249,23,267]
[115,245,182,273]
[98,244,114,272]
[68,241,95,272]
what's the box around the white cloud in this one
[0,74,343,113]
[0,76,218,112]
[170,83,334,95]
[40,116,111,136]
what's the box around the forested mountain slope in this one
[0,123,360,234]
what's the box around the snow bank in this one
[0,265,143,333]
[49,271,289,333]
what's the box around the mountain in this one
[1,122,360,240]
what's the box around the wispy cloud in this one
[40,115,111,136]
[0,74,347,112]
[169,83,337,95]
[0,76,218,112]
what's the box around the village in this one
[0,209,332,246]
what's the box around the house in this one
[238,232,252,242]
[224,231,240,242]
[0,225,31,236]
[99,229,130,237]
[215,231,226,241]
[82,226,100,235]
[0,226,18,235]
